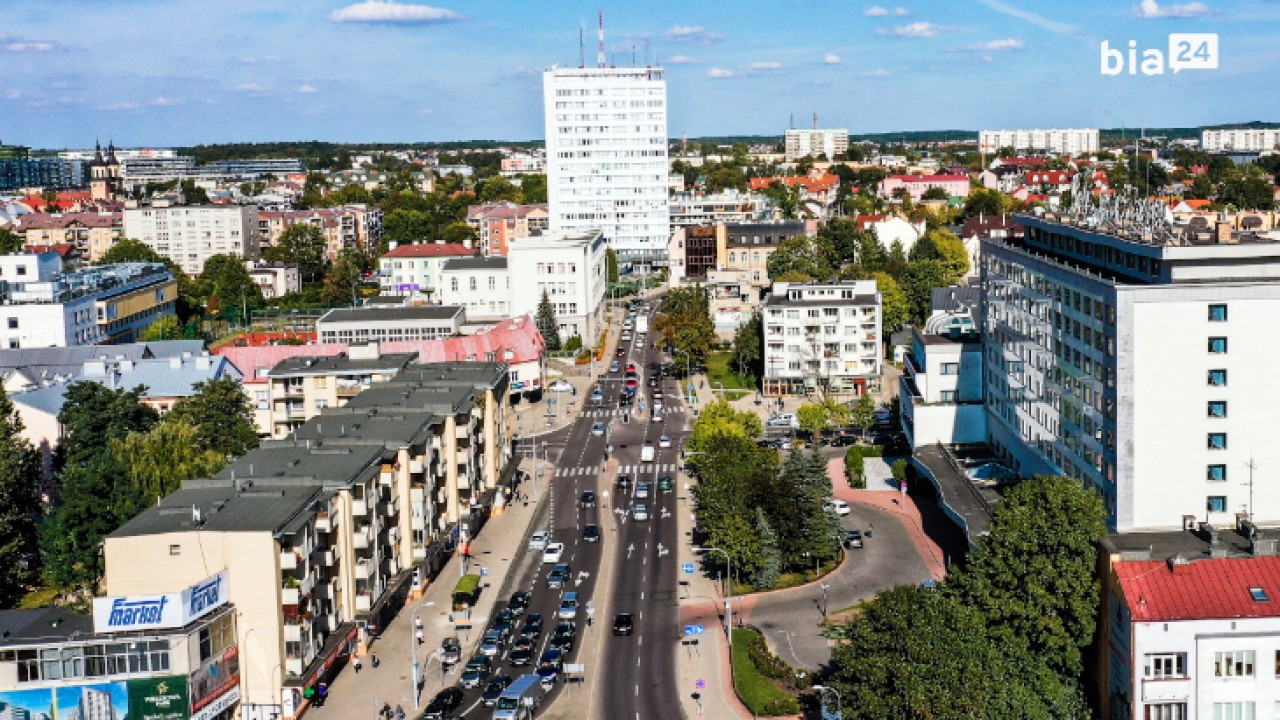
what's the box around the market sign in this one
[93,570,230,633]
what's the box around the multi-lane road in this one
[445,300,687,720]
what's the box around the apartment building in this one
[784,127,849,162]
[377,242,479,300]
[1201,128,1280,153]
[900,323,986,451]
[543,66,669,262]
[438,257,510,322]
[499,153,545,175]
[762,280,882,397]
[668,220,814,287]
[258,206,384,259]
[0,254,176,348]
[315,306,464,344]
[982,212,1280,532]
[465,202,548,257]
[669,190,770,228]
[877,174,971,202]
[14,212,122,261]
[978,128,1100,155]
[264,346,417,438]
[507,229,607,343]
[245,261,302,299]
[122,203,259,275]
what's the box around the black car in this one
[844,529,864,548]
[521,612,544,638]
[580,490,596,508]
[616,474,632,489]
[482,675,513,706]
[619,393,633,407]
[507,591,531,617]
[460,656,491,689]
[612,612,635,636]
[509,636,536,665]
[493,610,514,640]
[422,687,464,719]
[583,524,601,543]
[551,621,576,652]
[547,563,571,589]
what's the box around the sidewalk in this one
[307,456,553,719]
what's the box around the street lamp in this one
[812,685,843,718]
[712,381,725,400]
[820,582,830,619]
[409,601,436,710]
[693,546,732,640]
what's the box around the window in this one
[1216,651,1256,677]
[1208,369,1228,386]
[939,390,957,402]
[1209,304,1228,322]
[1144,653,1187,679]
[488,276,496,291]
[6,318,15,329]
[1208,433,1227,450]
[940,362,959,375]
[314,399,328,411]
[1208,337,1228,354]
[469,277,477,291]
[169,544,182,555]
[1208,401,1227,418]
[1208,496,1228,513]
[451,277,458,292]
[1212,702,1254,720]
[1146,703,1187,720]
[1208,464,1227,482]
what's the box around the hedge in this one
[844,446,866,489]
[731,628,800,716]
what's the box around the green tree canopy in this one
[900,260,952,325]
[731,311,763,382]
[766,235,835,283]
[871,271,909,335]
[796,398,851,441]
[605,248,619,284]
[653,285,716,368]
[266,224,328,282]
[0,227,23,255]
[535,291,561,351]
[166,377,260,458]
[139,315,184,342]
[322,247,364,306]
[100,238,167,265]
[196,254,265,323]
[110,419,226,522]
[0,387,41,607]
[688,399,764,452]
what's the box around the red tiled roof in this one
[17,212,121,230]
[23,243,74,257]
[853,214,887,228]
[467,202,548,221]
[748,174,839,192]
[381,243,479,259]
[1116,557,1280,622]
[1025,171,1072,185]
[1182,199,1212,210]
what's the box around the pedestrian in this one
[415,616,423,632]
[371,653,379,669]
[354,656,362,673]
[416,628,424,645]
[395,705,405,720]
[317,682,328,707]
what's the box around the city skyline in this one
[1,0,1278,147]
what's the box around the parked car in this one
[542,542,565,563]
[612,612,635,636]
[438,636,461,665]
[767,413,800,429]
[825,499,851,516]
[548,380,573,392]
[423,687,464,719]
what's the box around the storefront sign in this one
[93,570,230,633]
[128,675,191,720]
[0,676,191,720]
[190,645,240,713]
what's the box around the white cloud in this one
[330,1,461,23]
[238,55,281,65]
[860,68,893,77]
[976,0,1080,36]
[664,54,700,65]
[418,107,435,116]
[707,67,735,78]
[1135,0,1211,17]
[823,53,843,64]
[4,41,55,53]
[4,90,23,100]
[878,22,945,37]
[957,38,1025,51]
[299,84,319,94]
[865,5,910,16]
[749,61,781,70]
[662,25,725,44]
[99,102,140,111]
[235,83,267,93]
[149,96,182,106]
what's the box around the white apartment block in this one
[983,214,1280,533]
[1201,128,1280,153]
[900,324,986,451]
[762,280,882,397]
[316,306,464,344]
[543,66,669,262]
[246,260,301,298]
[122,203,259,275]
[784,128,849,162]
[508,229,607,343]
[438,256,511,322]
[978,128,1100,156]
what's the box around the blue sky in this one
[2,0,1278,148]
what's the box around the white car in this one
[542,542,565,563]
[591,422,606,436]
[548,380,573,392]
[632,504,649,521]
[658,435,671,449]
[528,531,551,551]
[767,413,799,429]
[825,499,852,516]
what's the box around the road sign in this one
[684,625,705,636]
[682,563,695,574]
[480,566,488,577]
[696,678,706,690]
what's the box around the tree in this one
[382,208,433,246]
[322,248,363,306]
[477,175,521,203]
[921,186,950,201]
[110,419,226,522]
[100,237,166,265]
[517,173,547,203]
[653,285,716,368]
[796,398,851,442]
[0,386,40,607]
[167,377,260,458]
[180,179,210,205]
[535,290,561,351]
[731,311,763,382]
[763,181,803,219]
[0,227,23,255]
[947,475,1108,678]
[752,507,781,590]
[900,260,952,325]
[844,446,866,489]
[267,224,328,282]
[139,315,184,341]
[871,271,909,335]
[687,399,763,453]
[1217,176,1276,210]
[961,187,1007,219]
[605,248,619,284]
[909,229,969,282]
[850,393,877,440]
[766,235,835,282]
[197,254,265,323]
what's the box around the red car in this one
[625,378,639,390]
[626,363,636,373]
[615,348,626,358]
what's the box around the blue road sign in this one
[696,678,706,690]
[684,624,705,636]
[681,563,695,574]
[480,566,489,577]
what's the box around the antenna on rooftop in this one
[813,112,818,130]
[579,20,585,68]
[597,11,606,69]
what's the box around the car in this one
[528,530,551,552]
[480,630,503,657]
[615,347,627,358]
[422,687,464,719]
[640,443,655,462]
[618,392,633,407]
[621,332,632,342]
[493,610,515,640]
[625,378,639,390]
[651,412,663,423]
[547,379,573,392]
[626,363,637,373]
[632,504,649,521]
[482,675,514,706]
[521,613,544,639]
[647,376,658,387]
[438,636,461,665]
[844,529,864,548]
[580,490,596,508]
[551,622,576,652]
[657,475,673,493]
[460,655,492,688]
[507,591,531,617]
[542,542,565,564]
[635,482,651,499]
[583,523,601,543]
[608,360,621,373]
[547,563,571,589]
[509,636,535,665]
[616,474,632,489]
[658,435,671,448]
[591,422,606,437]
[557,592,580,620]
[767,413,799,429]
[825,499,852,516]
[653,388,664,400]
[590,389,604,402]
[612,612,635,636]
[537,648,563,685]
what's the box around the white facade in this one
[900,326,986,450]
[1201,128,1280,153]
[245,261,301,299]
[123,204,259,275]
[978,128,1100,155]
[869,216,926,256]
[784,128,849,162]
[543,66,669,261]
[508,229,607,343]
[438,257,511,322]
[762,280,882,397]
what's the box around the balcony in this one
[1141,678,1191,703]
[355,591,372,613]
[281,586,300,605]
[354,560,373,580]
[386,525,400,546]
[353,525,372,550]
[280,550,299,570]
[352,498,368,516]
[283,621,302,643]
[318,614,338,632]
[315,580,335,601]
[409,458,424,474]
[315,509,337,532]
[299,573,316,599]
[379,466,394,487]
[285,656,304,677]
[316,546,340,566]
[379,497,399,517]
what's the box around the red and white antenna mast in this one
[597,12,606,68]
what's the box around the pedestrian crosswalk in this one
[553,463,679,477]
[579,406,683,419]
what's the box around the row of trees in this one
[824,476,1107,718]
[688,402,841,590]
[653,284,717,371]
[0,379,258,606]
